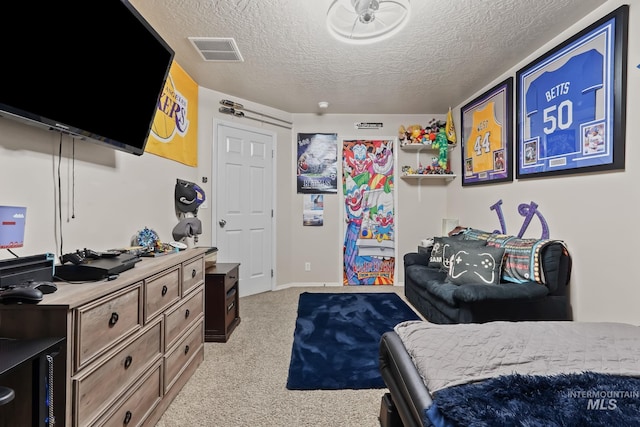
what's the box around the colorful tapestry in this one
[342,139,395,285]
[145,61,198,166]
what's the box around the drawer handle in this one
[229,275,237,280]
[124,355,133,369]
[124,410,132,424]
[191,269,197,278]
[162,285,168,296]
[227,301,235,312]
[185,309,190,319]
[109,312,119,327]
[184,345,190,355]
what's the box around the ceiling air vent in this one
[188,37,244,62]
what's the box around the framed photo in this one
[515,5,628,179]
[460,77,513,186]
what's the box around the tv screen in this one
[0,206,26,249]
[0,1,175,156]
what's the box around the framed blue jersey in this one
[525,49,602,159]
[516,5,627,179]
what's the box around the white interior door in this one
[215,122,273,297]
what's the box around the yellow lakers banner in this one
[146,61,198,166]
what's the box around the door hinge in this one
[271,209,274,218]
[271,269,273,278]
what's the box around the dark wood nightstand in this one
[204,263,241,342]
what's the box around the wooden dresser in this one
[0,248,207,427]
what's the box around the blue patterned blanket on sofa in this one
[462,228,567,284]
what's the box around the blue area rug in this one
[286,292,421,390]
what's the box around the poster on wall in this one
[296,133,338,193]
[145,61,199,166]
[342,139,395,285]
[516,5,628,179]
[302,195,324,226]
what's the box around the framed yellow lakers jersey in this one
[461,78,513,186]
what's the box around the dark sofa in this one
[404,231,573,324]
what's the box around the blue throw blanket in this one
[425,372,640,427]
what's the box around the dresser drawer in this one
[76,284,142,371]
[223,265,239,293]
[95,361,162,427]
[144,266,180,322]
[225,287,238,327]
[164,320,203,393]
[182,256,204,296]
[164,287,204,351]
[74,319,162,426]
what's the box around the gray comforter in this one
[394,320,640,393]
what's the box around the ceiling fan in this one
[326,0,411,44]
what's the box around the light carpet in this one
[155,285,422,427]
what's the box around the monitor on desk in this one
[0,206,26,250]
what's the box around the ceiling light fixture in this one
[326,0,411,45]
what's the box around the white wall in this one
[194,93,447,288]
[289,114,449,286]
[447,0,640,324]
[0,118,198,259]
[275,1,640,324]
[1,0,637,324]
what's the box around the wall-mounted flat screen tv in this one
[0,1,175,156]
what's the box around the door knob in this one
[219,219,227,227]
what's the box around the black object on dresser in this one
[54,253,141,281]
[204,263,241,342]
[0,253,55,288]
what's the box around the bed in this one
[379,320,640,427]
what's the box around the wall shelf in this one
[400,142,455,174]
[399,139,457,201]
[400,143,436,150]
[400,143,456,151]
[401,174,456,182]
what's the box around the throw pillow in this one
[428,236,471,269]
[445,243,505,286]
[440,239,487,273]
[427,237,446,269]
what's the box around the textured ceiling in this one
[129,0,607,114]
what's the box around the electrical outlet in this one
[305,262,311,271]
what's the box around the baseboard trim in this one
[274,282,405,291]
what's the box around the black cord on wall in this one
[57,134,64,256]
[72,138,76,219]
